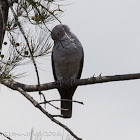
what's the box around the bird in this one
[51,24,84,118]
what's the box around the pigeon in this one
[51,24,84,118]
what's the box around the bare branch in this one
[39,99,83,111]
[39,99,84,105]
[2,73,140,92]
[46,101,68,111]
[52,114,63,117]
[0,131,12,140]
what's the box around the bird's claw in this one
[68,78,76,87]
[56,78,64,87]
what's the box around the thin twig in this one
[0,132,12,140]
[52,115,63,118]
[46,101,68,111]
[39,99,84,105]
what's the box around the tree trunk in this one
[0,0,9,54]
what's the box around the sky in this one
[1,0,140,140]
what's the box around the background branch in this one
[0,131,12,140]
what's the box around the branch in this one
[39,99,83,111]
[1,80,82,140]
[2,73,140,92]
[0,131,12,140]
[44,101,68,111]
[39,99,84,105]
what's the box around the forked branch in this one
[1,72,140,140]
[1,80,82,140]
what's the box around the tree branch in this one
[1,73,140,92]
[39,99,84,105]
[0,131,12,140]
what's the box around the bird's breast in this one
[53,45,83,81]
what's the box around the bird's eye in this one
[58,33,60,36]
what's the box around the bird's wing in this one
[77,49,84,79]
[71,34,84,79]
[51,51,57,81]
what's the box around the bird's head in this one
[51,24,70,43]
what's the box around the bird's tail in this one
[61,95,73,118]
[59,88,76,118]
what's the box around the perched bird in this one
[51,25,84,118]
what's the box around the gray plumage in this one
[51,24,84,118]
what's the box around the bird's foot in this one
[68,78,76,87]
[56,77,65,87]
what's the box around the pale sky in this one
[1,0,140,140]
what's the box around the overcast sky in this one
[1,0,140,140]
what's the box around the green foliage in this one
[0,47,24,80]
